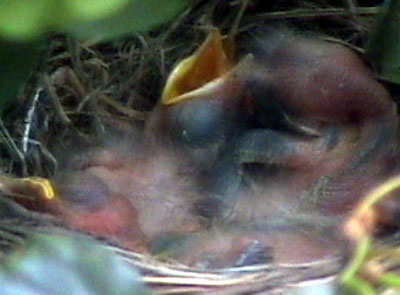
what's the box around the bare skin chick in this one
[148,28,400,223]
[43,143,202,253]
[2,28,399,271]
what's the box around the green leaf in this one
[0,0,132,41]
[0,0,188,42]
[0,0,53,41]
[340,276,375,295]
[64,0,130,21]
[365,0,400,84]
[0,233,151,295]
[64,0,190,41]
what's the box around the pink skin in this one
[40,31,400,267]
[163,221,344,268]
[149,31,400,218]
[143,32,400,266]
[47,145,202,252]
[246,37,396,123]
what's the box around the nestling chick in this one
[148,27,400,224]
[3,27,399,271]
[42,141,203,252]
[152,215,346,269]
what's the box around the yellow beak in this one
[0,175,55,200]
[161,30,231,105]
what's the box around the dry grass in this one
[0,1,397,294]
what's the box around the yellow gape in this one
[0,175,55,201]
[22,177,55,200]
[161,30,231,105]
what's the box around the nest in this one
[0,193,344,294]
[0,1,395,294]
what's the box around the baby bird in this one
[148,27,400,224]
[26,142,203,253]
[2,27,399,270]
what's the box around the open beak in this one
[162,29,237,106]
[162,30,230,105]
[0,175,55,202]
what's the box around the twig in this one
[77,88,100,112]
[66,37,86,83]
[22,87,42,154]
[0,119,27,176]
[65,66,87,99]
[41,73,71,126]
[98,94,147,120]
[248,7,378,22]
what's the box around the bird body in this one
[148,28,400,220]
[44,144,203,253]
[3,27,400,269]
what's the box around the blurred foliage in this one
[65,0,190,41]
[0,0,188,112]
[0,0,189,41]
[340,176,400,295]
[0,233,150,295]
[0,0,127,41]
[366,0,400,84]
